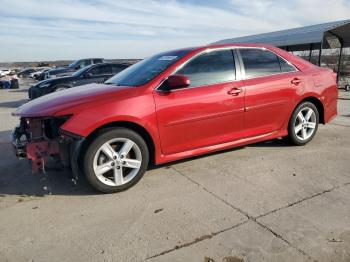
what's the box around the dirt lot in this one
[0,80,350,262]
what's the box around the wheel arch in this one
[297,96,325,124]
[82,121,156,165]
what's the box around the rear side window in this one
[176,49,236,87]
[239,49,281,78]
[89,65,112,75]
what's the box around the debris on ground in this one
[154,208,163,214]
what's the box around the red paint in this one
[167,74,190,89]
[13,44,338,165]
[26,141,59,173]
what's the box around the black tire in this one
[287,101,319,146]
[83,128,149,193]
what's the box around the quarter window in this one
[176,49,236,87]
[239,49,283,78]
[278,57,297,73]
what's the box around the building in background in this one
[213,20,350,89]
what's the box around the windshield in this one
[72,64,94,76]
[105,49,192,86]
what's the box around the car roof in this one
[78,58,104,60]
[163,43,277,57]
[202,43,276,51]
[91,62,129,67]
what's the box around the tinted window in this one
[111,64,129,74]
[81,60,91,67]
[93,59,103,64]
[106,49,192,86]
[278,57,297,72]
[176,50,236,87]
[89,65,111,75]
[240,49,281,78]
[72,64,94,76]
[72,60,91,70]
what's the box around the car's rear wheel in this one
[83,128,149,193]
[287,101,319,146]
[54,85,68,92]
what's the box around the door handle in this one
[227,87,243,96]
[291,78,302,85]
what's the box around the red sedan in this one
[12,44,338,193]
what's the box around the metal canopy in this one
[213,20,350,48]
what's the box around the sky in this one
[0,0,349,62]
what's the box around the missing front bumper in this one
[11,118,84,178]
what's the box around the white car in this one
[29,71,38,78]
[0,69,11,76]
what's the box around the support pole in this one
[309,43,312,62]
[318,39,323,66]
[337,40,344,84]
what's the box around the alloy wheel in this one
[294,107,317,141]
[93,138,142,186]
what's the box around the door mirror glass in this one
[167,74,190,90]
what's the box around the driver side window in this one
[77,60,90,69]
[176,49,236,88]
[89,65,111,76]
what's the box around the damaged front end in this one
[11,116,84,179]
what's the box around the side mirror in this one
[84,72,93,77]
[167,74,190,90]
[75,65,81,70]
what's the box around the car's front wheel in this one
[287,101,319,146]
[83,128,149,193]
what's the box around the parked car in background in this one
[12,44,338,193]
[9,68,21,75]
[28,63,129,99]
[0,69,11,76]
[45,58,104,79]
[17,68,37,78]
[30,68,51,81]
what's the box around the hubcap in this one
[294,107,317,141]
[93,138,142,186]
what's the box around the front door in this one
[153,49,245,155]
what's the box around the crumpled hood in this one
[14,83,129,117]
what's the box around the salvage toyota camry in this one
[12,44,338,193]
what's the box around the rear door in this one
[154,49,245,155]
[238,48,301,137]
